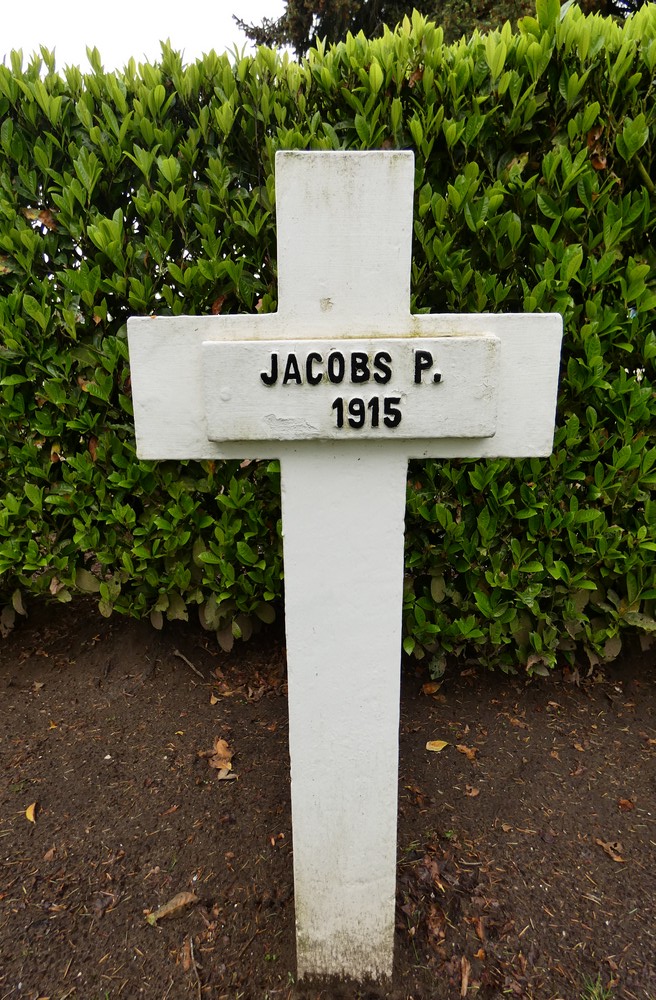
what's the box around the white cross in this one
[128,151,561,981]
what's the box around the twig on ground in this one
[188,934,202,1000]
[173,648,205,681]
[237,928,260,959]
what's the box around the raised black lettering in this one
[327,351,345,384]
[373,351,392,384]
[306,352,323,385]
[348,397,366,428]
[351,352,370,384]
[383,397,402,427]
[331,397,344,427]
[261,352,278,386]
[414,349,433,384]
[282,353,303,385]
[367,396,380,427]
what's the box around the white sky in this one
[2,0,286,72]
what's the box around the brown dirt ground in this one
[0,600,655,1000]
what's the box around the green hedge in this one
[1,3,655,671]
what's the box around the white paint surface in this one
[127,150,563,981]
[282,446,407,979]
[130,308,561,459]
[202,336,500,440]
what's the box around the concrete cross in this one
[128,150,562,981]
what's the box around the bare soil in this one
[1,600,655,1000]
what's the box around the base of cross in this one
[283,445,407,979]
[127,149,562,982]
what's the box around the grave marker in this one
[127,150,562,981]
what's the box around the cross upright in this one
[128,150,562,982]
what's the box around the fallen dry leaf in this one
[405,783,429,809]
[421,681,441,696]
[465,785,480,797]
[460,955,471,997]
[25,802,38,824]
[201,737,238,780]
[181,935,193,972]
[618,798,635,812]
[471,916,486,941]
[426,902,446,942]
[456,744,478,762]
[426,740,448,753]
[43,846,56,861]
[595,838,625,862]
[208,738,233,771]
[146,891,199,925]
[573,742,586,752]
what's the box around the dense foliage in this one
[1,3,655,672]
[236,0,651,54]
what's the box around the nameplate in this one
[202,335,500,441]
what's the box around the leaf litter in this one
[198,737,236,780]
[426,739,449,753]
[1,602,655,999]
[145,891,199,926]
